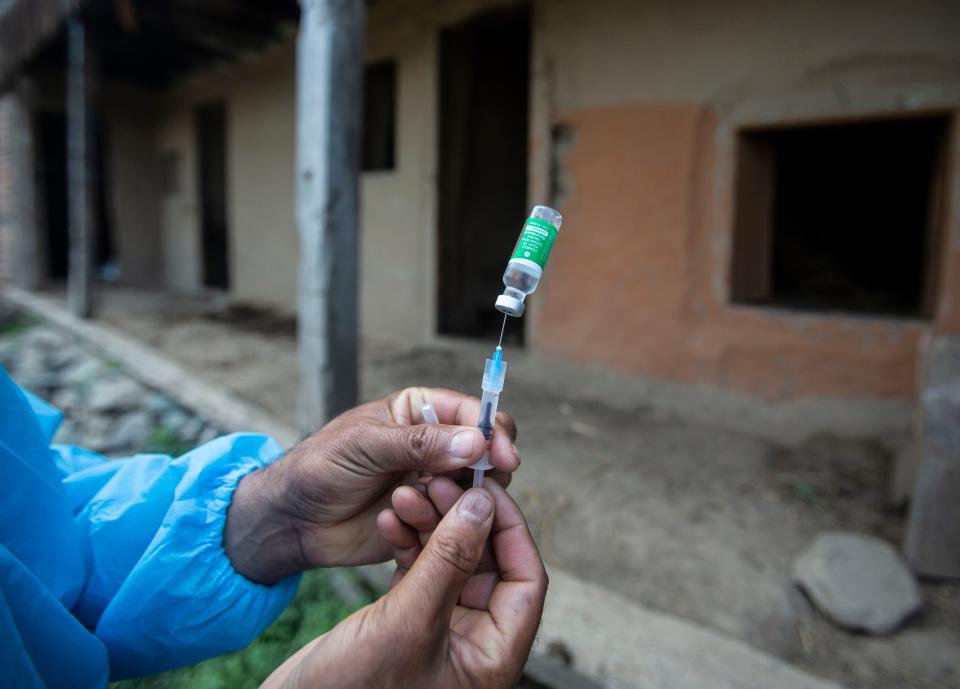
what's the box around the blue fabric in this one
[0,365,300,687]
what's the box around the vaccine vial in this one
[495,205,563,317]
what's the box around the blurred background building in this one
[2,2,960,688]
[2,0,960,562]
[1,0,958,402]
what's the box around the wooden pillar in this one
[295,0,363,434]
[905,334,960,579]
[5,80,40,289]
[66,16,95,317]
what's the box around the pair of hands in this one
[224,387,547,689]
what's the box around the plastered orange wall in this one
[535,104,958,400]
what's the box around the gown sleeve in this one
[53,433,301,680]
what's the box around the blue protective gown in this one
[0,365,300,687]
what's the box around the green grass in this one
[112,570,371,689]
[0,312,37,337]
[146,426,193,457]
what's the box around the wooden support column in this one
[905,334,960,579]
[6,80,40,290]
[66,16,95,317]
[295,0,363,434]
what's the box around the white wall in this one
[156,107,203,293]
[151,42,298,306]
[360,30,438,342]
[104,86,164,288]
[227,44,298,311]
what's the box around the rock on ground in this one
[196,425,220,445]
[88,377,145,412]
[61,358,108,386]
[179,417,205,442]
[109,411,154,452]
[793,531,922,635]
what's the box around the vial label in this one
[510,217,559,269]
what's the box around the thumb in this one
[396,488,494,619]
[367,421,486,473]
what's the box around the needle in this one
[497,313,508,349]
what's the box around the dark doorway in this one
[195,102,229,289]
[37,111,115,281]
[437,5,530,342]
[39,112,69,279]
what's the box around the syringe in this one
[471,345,508,487]
[426,206,560,488]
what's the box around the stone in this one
[793,531,922,634]
[88,377,145,412]
[53,419,82,445]
[178,417,205,442]
[15,345,47,379]
[160,408,190,433]
[51,387,83,413]
[108,411,154,452]
[83,416,115,454]
[0,338,21,367]
[144,393,177,416]
[16,370,58,394]
[61,358,107,387]
[47,346,80,371]
[22,327,66,352]
[196,425,220,445]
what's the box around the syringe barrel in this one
[471,388,499,472]
[473,354,507,473]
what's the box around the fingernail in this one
[448,430,479,459]
[512,443,521,464]
[458,491,494,523]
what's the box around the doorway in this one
[437,4,530,343]
[37,111,115,281]
[195,102,230,290]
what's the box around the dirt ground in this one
[30,288,960,689]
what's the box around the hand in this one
[379,476,503,606]
[260,480,548,689]
[224,388,520,583]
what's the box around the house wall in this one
[149,41,299,306]
[225,44,298,310]
[360,32,438,342]
[103,85,164,288]
[529,0,960,400]
[95,0,960,402]
[361,0,960,400]
[156,105,203,293]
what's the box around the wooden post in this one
[66,16,94,317]
[905,334,960,579]
[295,0,363,434]
[6,80,40,289]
